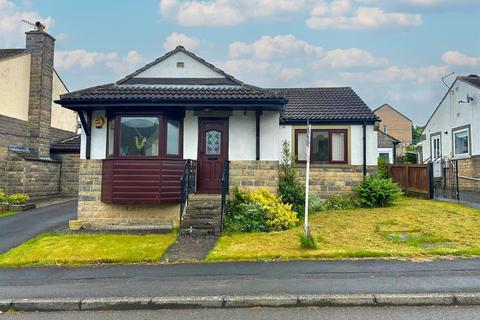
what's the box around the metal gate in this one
[432,159,459,201]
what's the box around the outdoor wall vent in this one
[176,62,185,68]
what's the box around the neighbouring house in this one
[374,103,412,155]
[377,131,400,164]
[56,45,378,233]
[421,74,480,192]
[0,25,80,199]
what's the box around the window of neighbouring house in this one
[107,118,115,156]
[120,117,159,156]
[453,128,469,157]
[166,119,180,155]
[295,129,348,164]
[383,126,388,134]
[432,135,441,160]
[379,152,391,164]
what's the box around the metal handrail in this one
[180,159,197,224]
[220,160,230,233]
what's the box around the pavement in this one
[3,306,480,320]
[436,190,480,209]
[162,236,218,263]
[0,200,76,253]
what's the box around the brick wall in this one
[375,105,412,154]
[77,160,178,230]
[457,156,480,192]
[229,160,374,198]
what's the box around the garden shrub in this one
[377,156,389,179]
[308,193,326,213]
[324,193,360,210]
[355,175,403,208]
[0,190,29,205]
[247,189,299,231]
[7,193,29,205]
[278,140,305,217]
[224,187,299,233]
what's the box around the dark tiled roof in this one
[122,77,238,85]
[60,84,283,102]
[458,75,480,89]
[273,87,378,122]
[0,49,26,60]
[50,135,80,152]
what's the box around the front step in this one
[181,194,222,236]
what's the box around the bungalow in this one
[56,46,378,233]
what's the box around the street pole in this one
[304,120,311,236]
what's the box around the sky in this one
[1,0,479,125]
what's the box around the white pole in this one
[304,120,311,236]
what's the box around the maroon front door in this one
[197,118,228,193]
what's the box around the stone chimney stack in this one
[25,27,56,157]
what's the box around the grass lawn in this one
[207,197,480,261]
[0,210,18,218]
[0,232,177,267]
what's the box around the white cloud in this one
[441,51,480,67]
[339,65,449,84]
[55,50,143,74]
[0,0,53,47]
[229,35,324,60]
[307,1,422,29]
[158,0,306,26]
[222,59,304,83]
[229,34,386,69]
[321,48,388,68]
[163,32,200,51]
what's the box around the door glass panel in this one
[206,130,221,155]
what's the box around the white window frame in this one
[431,135,441,160]
[377,148,393,164]
[453,128,470,158]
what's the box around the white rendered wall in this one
[422,79,480,161]
[278,124,293,158]
[260,111,281,160]
[229,111,256,160]
[351,125,377,165]
[134,52,225,79]
[80,110,107,160]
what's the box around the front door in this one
[197,118,228,193]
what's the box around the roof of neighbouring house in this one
[458,74,480,89]
[0,48,27,61]
[50,135,81,153]
[372,103,412,123]
[273,87,378,123]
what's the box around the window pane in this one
[296,132,307,161]
[379,153,390,164]
[433,136,440,159]
[167,120,180,155]
[331,132,345,162]
[120,117,159,156]
[107,118,114,155]
[454,130,469,155]
[312,131,329,162]
[206,130,221,155]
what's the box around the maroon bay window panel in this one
[101,158,184,204]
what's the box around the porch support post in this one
[256,110,262,161]
[78,110,92,160]
[362,122,367,177]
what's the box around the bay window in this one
[106,113,183,158]
[295,129,348,164]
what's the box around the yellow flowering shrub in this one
[246,189,299,231]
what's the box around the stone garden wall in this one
[457,156,480,192]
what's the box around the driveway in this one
[0,200,77,254]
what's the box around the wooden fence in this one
[388,164,433,198]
